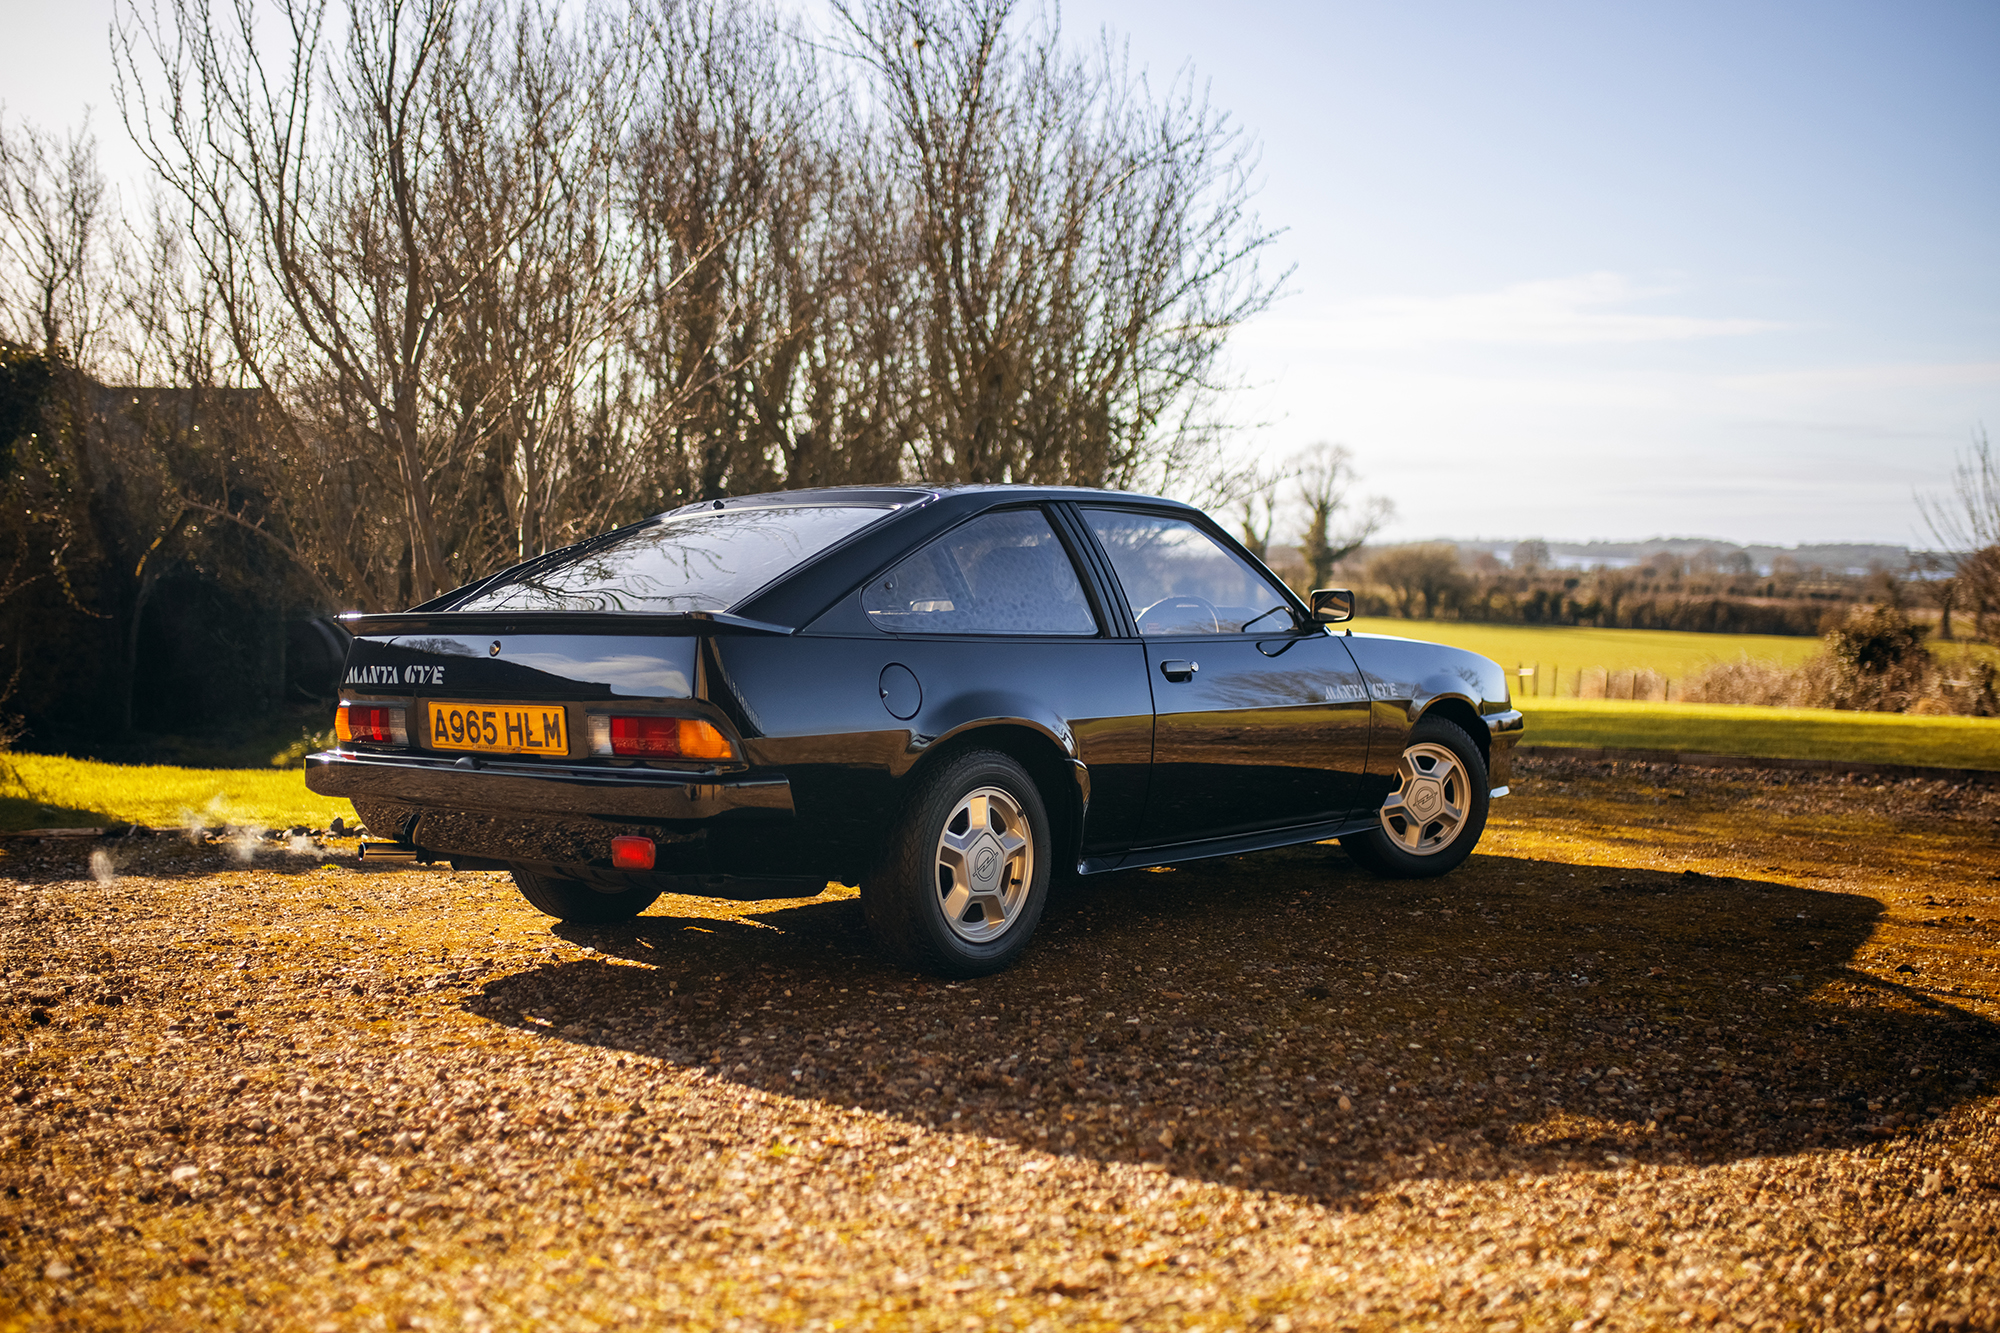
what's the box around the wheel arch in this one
[903,719,1086,868]
[1414,693,1491,773]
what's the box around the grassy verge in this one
[1346,617,1825,690]
[1348,617,2000,695]
[1933,639,2000,672]
[0,754,357,832]
[1518,698,2000,770]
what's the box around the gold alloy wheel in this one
[933,785,1034,943]
[1379,741,1471,855]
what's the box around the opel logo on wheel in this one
[974,848,1000,882]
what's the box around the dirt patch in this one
[3,755,1997,1329]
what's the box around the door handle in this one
[1159,659,1198,682]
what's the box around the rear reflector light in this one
[610,836,656,870]
[337,703,408,745]
[587,715,736,760]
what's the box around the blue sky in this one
[1046,0,2000,546]
[6,0,1996,545]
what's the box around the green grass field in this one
[1518,698,2000,770]
[1346,618,1824,696]
[0,755,356,833]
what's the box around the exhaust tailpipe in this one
[357,841,426,863]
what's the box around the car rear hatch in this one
[329,610,800,765]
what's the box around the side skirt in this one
[1076,814,1381,877]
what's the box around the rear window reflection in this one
[455,505,891,613]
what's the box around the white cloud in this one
[1241,272,1788,351]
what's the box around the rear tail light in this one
[587,714,736,760]
[610,836,656,870]
[337,703,408,745]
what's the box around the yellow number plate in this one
[427,701,569,756]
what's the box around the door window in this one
[1082,509,1296,635]
[863,509,1098,635]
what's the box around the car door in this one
[850,504,1157,856]
[1075,505,1374,845]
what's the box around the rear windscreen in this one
[453,505,892,614]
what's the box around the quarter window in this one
[1082,508,1296,635]
[863,510,1097,635]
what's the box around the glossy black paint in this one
[341,630,700,705]
[1139,632,1374,840]
[305,485,1522,890]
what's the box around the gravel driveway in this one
[4,755,1997,1330]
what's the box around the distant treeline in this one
[1323,540,1908,637]
[1508,590,1830,636]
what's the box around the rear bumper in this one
[304,749,794,822]
[305,748,803,873]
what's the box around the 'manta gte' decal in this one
[344,664,446,687]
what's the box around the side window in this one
[1082,508,1296,635]
[862,509,1098,636]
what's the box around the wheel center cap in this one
[1407,779,1443,820]
[971,838,1003,890]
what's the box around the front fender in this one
[1344,636,1510,714]
[1410,671,1486,724]
[1341,632,1515,780]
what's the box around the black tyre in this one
[1339,716,1490,878]
[861,749,1052,977]
[510,867,661,923]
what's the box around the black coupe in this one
[306,486,1523,975]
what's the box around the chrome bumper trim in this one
[304,749,794,821]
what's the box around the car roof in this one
[726,484,1217,627]
[669,482,1200,515]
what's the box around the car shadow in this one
[460,844,1997,1204]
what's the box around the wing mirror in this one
[1309,588,1355,624]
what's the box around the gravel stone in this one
[1,754,1996,1329]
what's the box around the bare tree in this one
[1369,543,1465,620]
[1292,442,1390,589]
[833,0,1283,494]
[419,0,657,570]
[1228,458,1287,562]
[621,0,865,507]
[103,0,1289,614]
[0,120,300,733]
[0,119,112,665]
[1510,538,1549,574]
[0,116,114,362]
[118,0,638,607]
[1909,549,1958,640]
[1919,428,2000,642]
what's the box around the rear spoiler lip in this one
[335,609,798,637]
